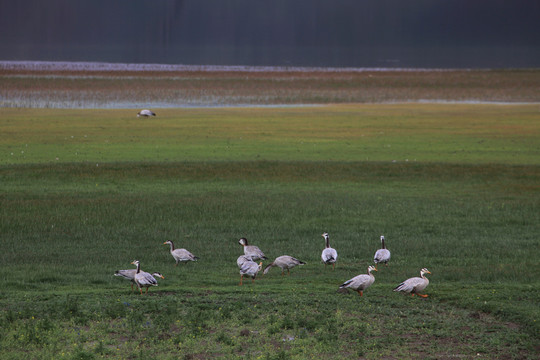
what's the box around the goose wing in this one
[114,269,136,280]
[172,248,198,262]
[237,255,252,268]
[394,277,424,293]
[245,245,267,260]
[135,271,158,287]
[340,274,372,290]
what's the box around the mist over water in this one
[1,0,539,68]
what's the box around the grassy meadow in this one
[1,68,540,359]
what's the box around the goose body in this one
[339,265,377,296]
[130,260,161,294]
[238,238,267,261]
[394,268,431,297]
[321,232,338,269]
[163,240,198,266]
[237,255,253,268]
[137,109,156,117]
[263,255,306,276]
[239,259,262,285]
[373,235,391,267]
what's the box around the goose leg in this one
[357,290,363,297]
[418,294,428,298]
[239,275,243,286]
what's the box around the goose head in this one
[420,268,431,276]
[152,272,165,279]
[238,238,248,246]
[368,265,377,274]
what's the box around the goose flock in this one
[114,233,431,297]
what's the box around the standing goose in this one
[393,268,431,297]
[238,238,267,261]
[163,240,199,266]
[131,260,160,295]
[239,259,263,285]
[263,255,306,276]
[115,268,164,291]
[339,265,377,296]
[321,232,338,269]
[137,109,156,117]
[373,235,391,268]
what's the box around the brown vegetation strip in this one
[2,68,539,105]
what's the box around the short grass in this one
[2,104,539,165]
[1,105,539,359]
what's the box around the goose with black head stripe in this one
[321,232,338,269]
[130,260,161,295]
[394,268,431,298]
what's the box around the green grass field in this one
[1,103,539,359]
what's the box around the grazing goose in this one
[115,269,164,291]
[321,232,338,269]
[239,259,263,285]
[373,235,391,268]
[263,255,306,276]
[394,268,431,297]
[339,265,377,296]
[163,240,199,266]
[137,109,156,117]
[238,238,267,261]
[131,260,160,295]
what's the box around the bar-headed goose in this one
[321,232,338,269]
[238,237,267,260]
[263,255,306,276]
[137,109,156,117]
[130,260,160,295]
[239,259,262,285]
[163,240,199,266]
[394,268,431,297]
[339,265,377,296]
[373,235,391,268]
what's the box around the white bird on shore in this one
[339,265,377,296]
[137,109,156,117]
[321,232,338,269]
[163,240,199,266]
[263,255,306,276]
[373,235,391,268]
[393,268,431,298]
[131,260,161,295]
[238,238,267,261]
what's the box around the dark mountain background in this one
[1,0,539,68]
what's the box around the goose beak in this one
[159,275,165,279]
[163,242,167,245]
